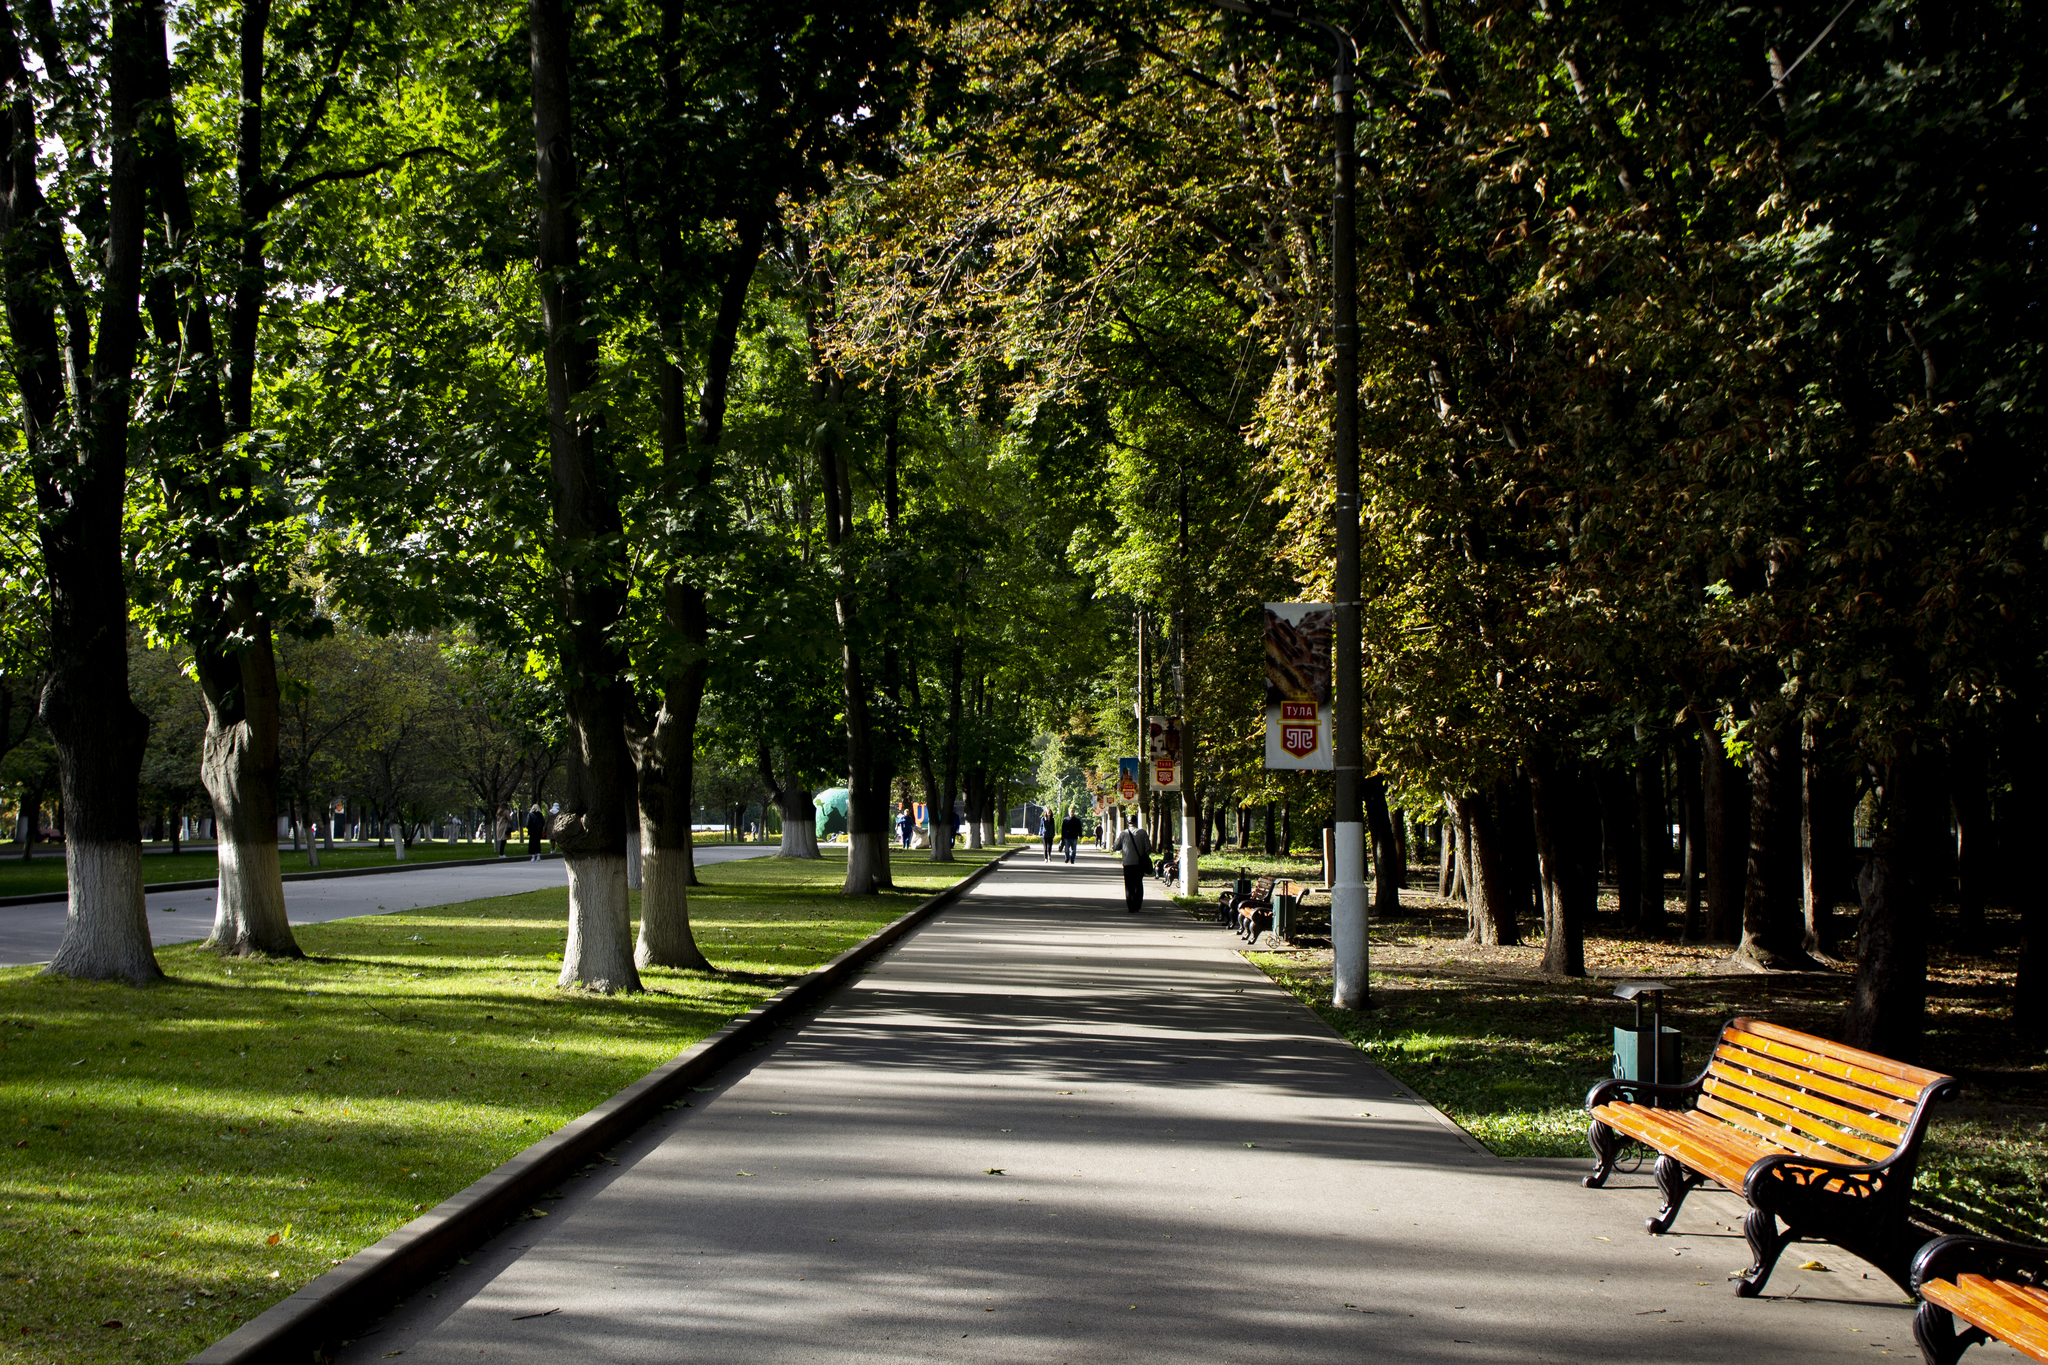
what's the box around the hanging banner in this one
[1145,715,1182,790]
[1117,757,1142,803]
[1263,602,1334,770]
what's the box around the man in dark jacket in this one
[1114,819,1151,913]
[1058,809,1082,864]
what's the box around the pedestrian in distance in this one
[898,803,915,849]
[1059,808,1082,864]
[525,804,545,862]
[1114,818,1152,913]
[1041,807,1056,860]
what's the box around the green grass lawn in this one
[0,846,996,1365]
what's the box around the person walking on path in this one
[525,805,545,861]
[1058,809,1082,864]
[1114,818,1151,912]
[1041,808,1056,860]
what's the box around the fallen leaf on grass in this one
[266,1234,280,1246]
[101,1320,123,1329]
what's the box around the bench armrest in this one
[1912,1234,2048,1295]
[1585,1071,1703,1111]
[1741,1148,1894,1200]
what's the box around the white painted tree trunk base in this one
[966,820,983,850]
[47,842,161,982]
[562,854,641,993]
[209,836,300,957]
[777,820,821,859]
[635,844,709,970]
[845,831,891,893]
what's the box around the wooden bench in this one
[1215,875,1274,928]
[1583,1017,1959,1297]
[1238,880,1315,943]
[1911,1234,2048,1364]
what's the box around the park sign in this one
[1117,757,1141,803]
[1264,602,1334,771]
[1146,715,1182,791]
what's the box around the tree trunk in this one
[532,0,637,993]
[9,0,158,982]
[1842,745,1932,1061]
[1699,717,1746,941]
[1499,772,1540,930]
[1678,729,1704,940]
[1948,732,1988,950]
[1437,810,1455,898]
[1390,808,1408,885]
[2009,716,2046,1041]
[1603,764,1641,932]
[198,630,299,957]
[1635,734,1666,939]
[1736,718,1811,968]
[761,748,820,859]
[1363,773,1400,918]
[1529,754,1588,976]
[631,644,710,971]
[1449,798,1473,910]
[1262,801,1276,855]
[1801,716,1846,957]
[1460,788,1519,945]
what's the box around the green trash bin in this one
[1273,890,1298,941]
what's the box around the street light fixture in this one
[1210,1,1368,1009]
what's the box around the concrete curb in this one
[0,853,564,909]
[186,845,1021,1365]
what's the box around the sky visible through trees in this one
[0,0,2040,1061]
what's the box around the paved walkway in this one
[0,846,773,967]
[324,850,1978,1364]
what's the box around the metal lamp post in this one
[1212,1,1367,1009]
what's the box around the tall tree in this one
[528,0,638,991]
[1,0,158,981]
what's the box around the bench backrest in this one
[1699,1017,1956,1166]
[1245,876,1275,902]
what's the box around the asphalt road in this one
[324,850,1972,1365]
[0,845,774,968]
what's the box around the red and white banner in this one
[1264,603,1334,771]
